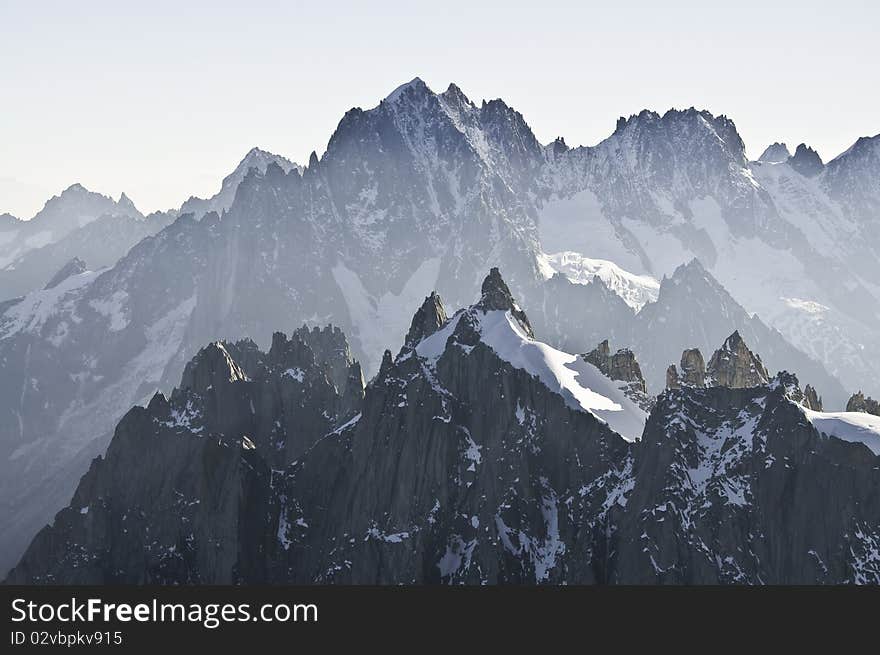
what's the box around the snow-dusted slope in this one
[802,409,880,455]
[479,310,647,440]
[538,251,659,310]
[537,113,880,398]
[415,273,647,442]
[0,185,142,271]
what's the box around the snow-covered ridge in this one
[539,251,659,310]
[0,269,99,339]
[801,408,880,455]
[415,307,647,441]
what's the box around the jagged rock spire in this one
[667,333,769,390]
[847,391,880,416]
[788,143,824,177]
[405,292,447,348]
[706,331,769,388]
[476,267,534,338]
[583,339,647,394]
[666,365,680,390]
[680,349,706,388]
[180,341,249,394]
[665,348,706,390]
[803,384,823,412]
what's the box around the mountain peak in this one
[117,192,138,213]
[404,292,448,348]
[62,182,88,194]
[663,258,714,289]
[0,212,21,228]
[758,142,791,163]
[236,147,296,175]
[383,77,430,104]
[788,143,824,177]
[179,341,249,395]
[478,267,515,310]
[475,267,534,338]
[441,82,472,107]
[707,331,770,388]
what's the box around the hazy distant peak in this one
[788,143,824,177]
[178,147,299,218]
[758,142,791,163]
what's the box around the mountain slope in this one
[0,80,871,575]
[7,269,638,583]
[538,111,880,398]
[8,272,880,585]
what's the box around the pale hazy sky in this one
[1,0,877,218]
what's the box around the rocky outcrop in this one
[667,331,823,410]
[583,340,651,410]
[665,348,706,389]
[583,340,645,391]
[706,331,770,388]
[803,384,823,411]
[847,391,880,416]
[631,260,846,407]
[666,365,680,390]
[404,292,447,348]
[680,349,707,387]
[477,267,534,338]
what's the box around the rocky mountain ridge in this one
[6,270,879,585]
[0,78,875,575]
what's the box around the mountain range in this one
[0,78,877,576]
[7,269,879,584]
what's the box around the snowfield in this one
[417,308,647,441]
[802,408,880,455]
[539,251,660,310]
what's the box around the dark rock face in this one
[788,143,824,177]
[803,384,823,411]
[847,391,880,416]
[679,349,707,387]
[6,271,631,584]
[44,257,87,290]
[404,292,447,348]
[7,272,880,585]
[666,365,680,390]
[583,340,650,411]
[608,373,880,584]
[477,267,534,338]
[584,340,645,390]
[706,331,770,388]
[6,327,363,584]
